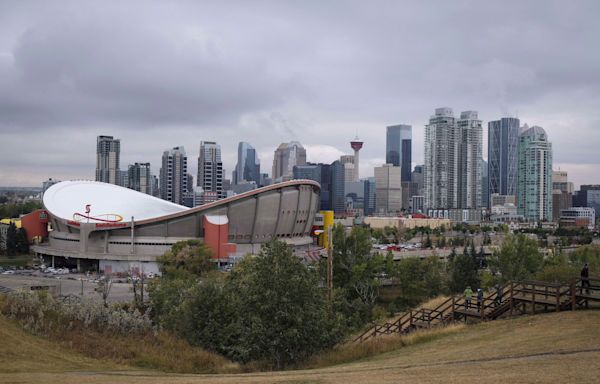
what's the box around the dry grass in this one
[0,313,240,375]
[3,310,599,383]
[300,323,465,369]
[2,308,600,383]
[53,326,240,374]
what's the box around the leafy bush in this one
[2,290,152,335]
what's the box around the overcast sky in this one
[1,1,599,188]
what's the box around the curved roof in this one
[43,181,188,223]
[521,125,547,138]
[43,179,321,225]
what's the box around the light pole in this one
[315,227,333,302]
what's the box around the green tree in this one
[16,228,29,254]
[5,222,18,256]
[226,240,341,368]
[448,252,480,293]
[489,234,543,282]
[156,239,214,279]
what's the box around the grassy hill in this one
[1,311,600,383]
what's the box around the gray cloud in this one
[0,0,599,188]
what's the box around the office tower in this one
[350,138,363,181]
[95,135,120,184]
[128,163,152,195]
[340,155,355,183]
[424,108,459,210]
[386,125,412,181]
[197,141,224,200]
[330,160,346,214]
[573,185,600,215]
[517,126,553,221]
[410,196,424,214]
[160,146,188,205]
[151,175,159,197]
[186,174,194,192]
[457,111,482,209]
[272,141,307,180]
[363,177,376,216]
[481,159,489,208]
[401,181,419,211]
[374,164,402,214]
[119,170,128,188]
[488,117,520,198]
[552,170,574,222]
[234,142,261,185]
[411,165,424,196]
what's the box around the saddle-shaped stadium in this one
[32,180,321,274]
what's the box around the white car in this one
[1,270,15,275]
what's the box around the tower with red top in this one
[350,137,364,182]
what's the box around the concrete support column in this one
[51,255,55,268]
[77,258,81,272]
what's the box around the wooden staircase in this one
[354,276,600,343]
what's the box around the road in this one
[0,271,142,303]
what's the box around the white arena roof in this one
[43,180,189,223]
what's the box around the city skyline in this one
[1,1,599,188]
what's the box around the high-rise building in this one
[375,164,402,214]
[457,111,482,209]
[363,177,376,216]
[234,142,261,185]
[272,141,307,180]
[481,159,489,208]
[160,146,188,205]
[411,165,424,197]
[95,135,120,185]
[424,108,482,211]
[386,125,412,181]
[573,185,600,216]
[330,160,346,214]
[197,141,224,200]
[340,155,355,183]
[128,163,152,195]
[552,170,573,222]
[488,117,520,198]
[350,138,363,182]
[517,126,553,221]
[424,108,459,210]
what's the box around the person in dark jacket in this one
[476,288,484,312]
[494,284,503,306]
[581,263,590,294]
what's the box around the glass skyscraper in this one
[517,126,553,221]
[488,117,520,198]
[386,125,412,181]
[234,142,261,185]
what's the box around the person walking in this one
[494,283,503,306]
[581,263,590,294]
[464,286,473,310]
[476,288,484,312]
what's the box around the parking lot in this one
[0,268,143,303]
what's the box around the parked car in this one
[2,270,15,275]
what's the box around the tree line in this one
[147,227,599,369]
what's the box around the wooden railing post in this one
[532,283,536,315]
[509,282,514,316]
[570,278,576,311]
[556,285,560,312]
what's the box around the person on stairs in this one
[581,263,590,294]
[476,288,484,312]
[494,284,503,306]
[464,286,473,310]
